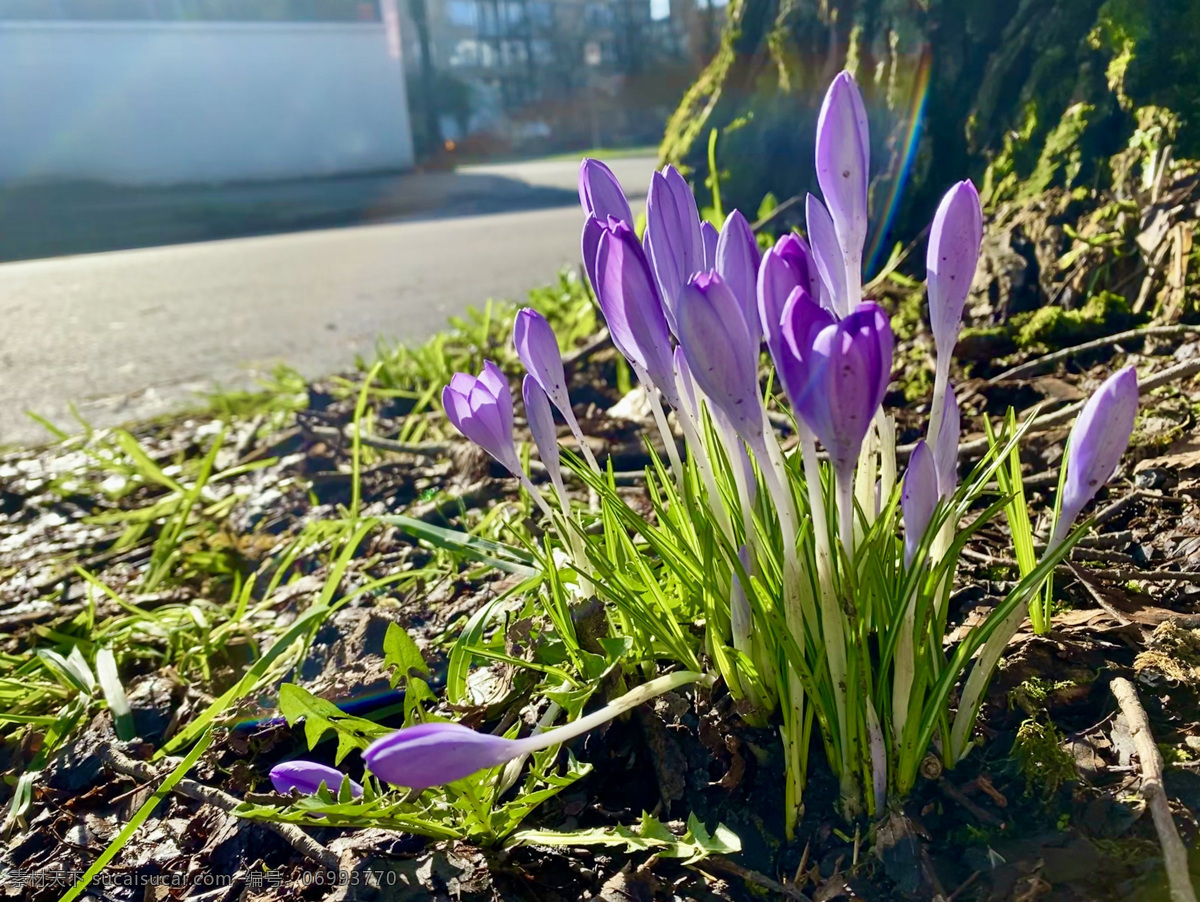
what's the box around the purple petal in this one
[448,372,476,396]
[675,273,761,439]
[927,180,983,356]
[645,166,704,331]
[578,158,633,226]
[815,72,870,282]
[933,383,960,498]
[902,440,938,566]
[701,220,719,271]
[776,287,834,416]
[270,761,363,798]
[1052,365,1138,546]
[514,308,571,415]
[806,194,848,315]
[523,375,562,488]
[716,209,762,340]
[364,722,522,790]
[581,215,606,295]
[595,219,676,397]
[443,365,520,474]
[478,360,514,428]
[758,234,818,366]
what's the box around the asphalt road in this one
[0,155,658,445]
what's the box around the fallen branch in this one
[1108,678,1198,902]
[100,746,339,870]
[987,325,1200,385]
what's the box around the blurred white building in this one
[0,1,415,185]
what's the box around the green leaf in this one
[383,622,429,689]
[506,811,740,865]
[277,683,392,764]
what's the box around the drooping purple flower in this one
[594,218,678,401]
[701,220,719,271]
[645,166,704,332]
[1049,365,1138,548]
[901,440,938,566]
[758,233,820,366]
[933,383,960,498]
[927,180,983,359]
[806,194,849,316]
[787,302,893,475]
[443,361,522,476]
[716,209,762,339]
[578,158,633,226]
[523,376,565,499]
[815,71,869,304]
[675,273,762,440]
[775,287,834,417]
[270,761,363,798]
[365,722,525,790]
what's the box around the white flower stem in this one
[638,373,685,486]
[511,671,710,755]
[561,409,603,477]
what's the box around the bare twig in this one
[100,746,339,870]
[703,856,811,901]
[562,327,612,366]
[987,325,1200,385]
[1109,678,1198,902]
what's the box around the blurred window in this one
[445,0,476,27]
[0,0,380,20]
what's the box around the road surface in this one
[0,155,658,446]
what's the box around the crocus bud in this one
[514,309,570,414]
[365,672,704,790]
[806,194,849,317]
[443,361,522,476]
[701,220,719,272]
[270,761,362,798]
[1049,366,1138,548]
[523,376,565,500]
[933,383,960,498]
[365,722,524,790]
[676,273,762,440]
[716,209,762,340]
[758,233,820,366]
[927,180,983,359]
[901,440,938,566]
[815,71,869,304]
[790,302,893,475]
[645,166,704,331]
[776,287,834,416]
[594,218,677,401]
[578,158,633,226]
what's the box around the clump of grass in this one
[1012,717,1076,797]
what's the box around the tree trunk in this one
[661,0,1200,267]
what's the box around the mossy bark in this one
[661,0,1200,259]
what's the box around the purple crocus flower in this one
[594,217,677,401]
[645,166,704,332]
[815,71,870,308]
[523,376,565,499]
[716,209,762,339]
[758,233,820,367]
[364,672,703,790]
[270,761,363,798]
[1049,365,1138,548]
[443,361,522,476]
[578,158,633,226]
[701,220,720,271]
[776,287,834,417]
[786,302,893,475]
[927,180,983,359]
[806,194,849,317]
[675,273,762,440]
[901,440,938,566]
[933,383,960,498]
[513,309,570,415]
